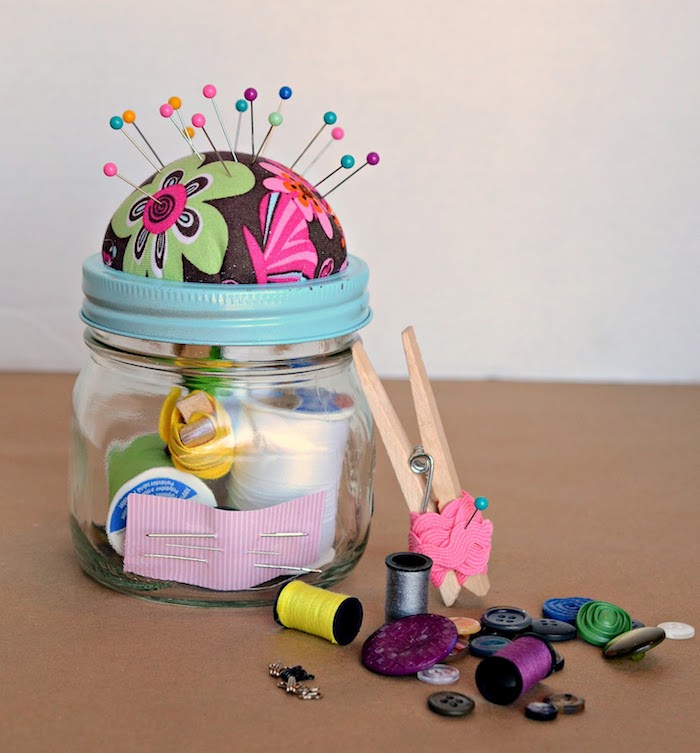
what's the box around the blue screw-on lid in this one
[81,254,371,345]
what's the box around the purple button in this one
[361,614,458,676]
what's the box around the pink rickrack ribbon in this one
[408,491,493,588]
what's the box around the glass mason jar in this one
[71,254,375,606]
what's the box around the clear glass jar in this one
[71,255,374,606]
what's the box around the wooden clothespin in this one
[352,327,491,607]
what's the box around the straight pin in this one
[253,111,283,163]
[303,126,344,173]
[321,151,380,198]
[165,544,224,552]
[143,553,207,563]
[145,533,215,538]
[290,111,337,170]
[103,163,162,204]
[160,103,202,159]
[203,84,238,162]
[244,88,258,156]
[122,110,164,167]
[192,113,232,176]
[260,532,309,538]
[168,96,190,144]
[464,497,489,529]
[254,564,323,574]
[234,99,248,152]
[109,116,161,173]
[247,550,282,556]
[314,154,355,188]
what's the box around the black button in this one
[553,651,565,672]
[428,691,475,717]
[545,693,585,714]
[525,702,558,721]
[603,626,666,660]
[469,635,512,657]
[480,606,532,635]
[531,618,578,642]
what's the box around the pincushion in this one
[102,152,347,284]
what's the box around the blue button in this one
[469,635,512,657]
[542,597,592,624]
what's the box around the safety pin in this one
[409,445,434,514]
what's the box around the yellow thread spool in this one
[274,580,363,645]
[159,388,235,479]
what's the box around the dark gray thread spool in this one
[385,552,433,622]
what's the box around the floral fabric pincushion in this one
[102,152,347,284]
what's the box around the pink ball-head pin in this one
[202,84,217,99]
[159,103,174,119]
[332,127,345,141]
[191,113,206,129]
[103,162,118,177]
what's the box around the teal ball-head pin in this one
[323,111,337,125]
[340,154,355,169]
[465,497,489,529]
[109,115,124,130]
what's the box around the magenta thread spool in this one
[475,634,556,705]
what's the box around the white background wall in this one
[1,0,698,381]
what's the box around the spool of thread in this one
[385,551,433,622]
[475,634,557,705]
[273,580,363,645]
[105,433,216,555]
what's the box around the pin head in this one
[331,127,344,140]
[109,116,124,130]
[244,88,258,102]
[203,84,217,99]
[160,103,174,118]
[168,96,182,110]
[474,497,489,511]
[323,111,337,125]
[366,152,380,165]
[340,154,355,169]
[191,113,206,128]
[103,162,118,177]
[279,86,293,100]
[122,110,136,124]
[184,126,195,139]
[235,99,249,113]
[268,112,283,127]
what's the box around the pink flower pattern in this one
[242,192,318,283]
[259,160,334,239]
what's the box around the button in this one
[524,702,558,721]
[417,664,460,685]
[631,619,645,629]
[480,607,532,635]
[542,597,592,625]
[553,651,565,672]
[657,622,695,640]
[545,693,585,714]
[427,691,475,717]
[361,614,458,676]
[531,618,578,642]
[576,600,632,646]
[450,617,482,637]
[603,626,666,660]
[444,639,470,663]
[469,635,512,657]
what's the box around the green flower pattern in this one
[110,154,255,281]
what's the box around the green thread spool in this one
[273,580,363,645]
[576,600,632,646]
[107,433,173,500]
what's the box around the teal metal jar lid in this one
[81,254,371,345]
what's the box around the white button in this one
[657,622,695,640]
[417,664,460,685]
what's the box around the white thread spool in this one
[227,389,354,559]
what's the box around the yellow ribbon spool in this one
[159,388,235,480]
